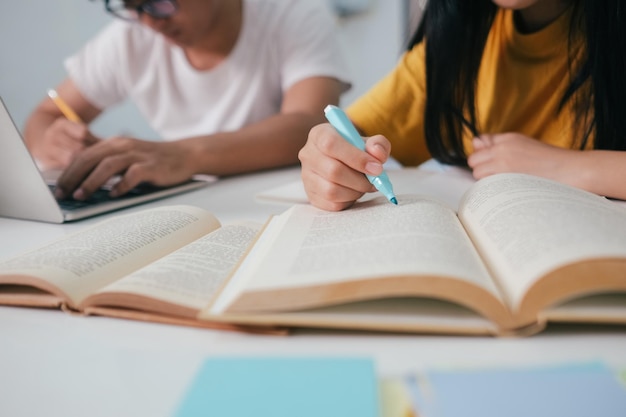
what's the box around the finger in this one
[301,140,374,197]
[314,152,375,193]
[472,137,486,151]
[301,169,364,211]
[46,121,82,154]
[109,162,157,197]
[57,137,131,197]
[50,119,86,145]
[363,135,392,167]
[313,124,384,177]
[55,154,99,199]
[467,149,491,169]
[467,148,499,178]
[470,163,497,180]
[477,134,495,147]
[73,153,138,200]
[305,160,372,200]
[48,129,98,186]
[61,119,88,137]
[84,131,101,146]
[62,123,100,150]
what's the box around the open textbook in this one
[0,205,282,334]
[2,174,626,336]
[205,173,626,336]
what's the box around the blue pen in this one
[324,105,398,205]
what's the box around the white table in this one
[1,166,625,417]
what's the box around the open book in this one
[203,173,626,336]
[3,174,626,336]
[0,205,283,334]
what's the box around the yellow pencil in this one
[47,89,82,123]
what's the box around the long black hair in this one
[409,0,626,166]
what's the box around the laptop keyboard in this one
[51,184,162,211]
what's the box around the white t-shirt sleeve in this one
[277,1,352,92]
[64,21,138,110]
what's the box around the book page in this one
[543,294,626,324]
[458,174,626,311]
[207,297,500,336]
[0,205,221,308]
[212,195,505,316]
[82,222,261,313]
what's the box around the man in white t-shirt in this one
[24,0,350,200]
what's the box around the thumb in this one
[364,134,391,163]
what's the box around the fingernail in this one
[365,161,382,175]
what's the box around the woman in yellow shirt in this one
[299,0,626,211]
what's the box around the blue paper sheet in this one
[406,362,626,417]
[174,357,380,417]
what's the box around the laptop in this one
[0,97,211,223]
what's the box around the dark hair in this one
[409,0,626,166]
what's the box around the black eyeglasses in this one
[104,0,178,21]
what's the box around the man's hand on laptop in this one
[53,136,196,201]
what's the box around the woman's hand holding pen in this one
[298,123,391,211]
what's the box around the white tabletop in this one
[1,166,625,417]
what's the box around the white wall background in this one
[0,0,415,140]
